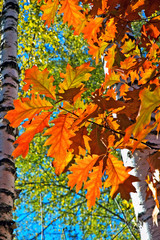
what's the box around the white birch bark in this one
[122,149,160,240]
[0,0,19,239]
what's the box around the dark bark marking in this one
[3,73,19,84]
[0,189,14,199]
[1,61,20,73]
[0,159,15,168]
[2,2,19,14]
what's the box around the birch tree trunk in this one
[0,0,19,239]
[121,144,160,239]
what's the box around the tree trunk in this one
[0,0,19,239]
[121,149,160,240]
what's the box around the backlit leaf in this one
[59,0,85,28]
[5,94,53,128]
[12,112,51,158]
[82,17,104,44]
[41,0,59,27]
[59,62,94,92]
[127,87,160,138]
[85,160,103,209]
[44,113,75,174]
[104,154,137,200]
[68,154,99,192]
[23,66,56,100]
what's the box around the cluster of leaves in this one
[13,1,139,239]
[6,0,160,211]
[14,0,139,239]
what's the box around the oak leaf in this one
[82,17,104,44]
[126,87,160,139]
[12,111,51,158]
[59,0,85,28]
[59,62,94,92]
[89,126,107,155]
[104,71,120,88]
[58,86,85,104]
[44,113,75,174]
[5,94,53,128]
[69,126,91,155]
[89,41,109,64]
[41,0,59,27]
[103,18,117,42]
[84,161,103,209]
[104,154,137,200]
[68,154,99,192]
[72,103,98,128]
[23,66,56,100]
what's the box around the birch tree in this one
[0,0,18,239]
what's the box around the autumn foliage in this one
[5,0,160,209]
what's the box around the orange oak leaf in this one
[104,154,137,200]
[59,0,85,28]
[41,0,59,27]
[23,66,56,100]
[5,94,53,128]
[68,154,99,192]
[44,113,75,174]
[59,62,94,92]
[84,160,103,209]
[120,56,136,70]
[139,66,156,85]
[12,111,51,158]
[124,123,156,152]
[144,24,160,39]
[82,17,104,44]
[147,43,159,59]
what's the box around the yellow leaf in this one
[121,39,135,54]
[104,71,120,88]
[130,87,160,138]
[59,62,94,92]
[41,0,59,27]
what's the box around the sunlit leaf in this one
[5,94,53,128]
[23,66,56,100]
